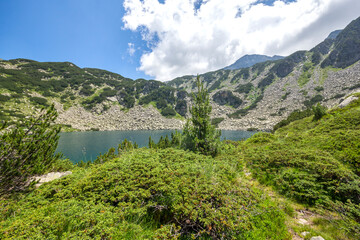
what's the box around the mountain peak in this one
[326,30,342,40]
[223,54,284,70]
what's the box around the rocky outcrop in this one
[32,171,72,188]
[55,103,185,131]
[339,95,359,108]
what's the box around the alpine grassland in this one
[0,92,359,239]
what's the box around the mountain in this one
[223,54,284,70]
[167,16,360,130]
[326,29,342,39]
[1,16,360,131]
[0,59,188,131]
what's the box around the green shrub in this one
[235,83,253,94]
[211,117,224,128]
[315,86,324,92]
[273,108,313,132]
[79,84,94,96]
[258,73,275,89]
[161,106,176,117]
[0,148,288,239]
[29,96,49,107]
[212,90,243,108]
[312,103,327,121]
[303,94,323,108]
[281,92,290,100]
[0,95,11,102]
[0,105,61,195]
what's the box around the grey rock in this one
[32,171,72,188]
[301,231,310,236]
[338,96,359,108]
[310,236,325,240]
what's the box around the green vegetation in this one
[0,148,288,239]
[183,76,221,156]
[211,117,224,128]
[29,96,49,107]
[230,68,250,83]
[0,59,187,118]
[242,95,360,238]
[207,70,230,92]
[272,108,313,131]
[298,62,314,87]
[0,105,61,195]
[161,106,177,117]
[258,73,275,89]
[212,90,242,108]
[228,94,263,118]
[314,86,324,92]
[281,92,290,100]
[312,103,327,121]
[235,82,253,94]
[303,94,323,108]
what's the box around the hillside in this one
[168,16,360,131]
[0,59,188,131]
[1,91,359,239]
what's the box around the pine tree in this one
[183,75,221,156]
[0,105,61,195]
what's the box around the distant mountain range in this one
[223,54,284,70]
[1,17,360,131]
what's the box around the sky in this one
[1,0,360,81]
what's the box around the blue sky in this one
[0,0,150,80]
[1,0,359,81]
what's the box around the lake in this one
[56,130,257,163]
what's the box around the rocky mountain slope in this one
[168,16,360,130]
[1,17,360,131]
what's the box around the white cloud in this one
[127,42,136,56]
[123,0,360,81]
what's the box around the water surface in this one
[56,130,256,163]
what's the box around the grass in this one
[298,62,314,87]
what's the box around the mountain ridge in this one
[1,16,360,131]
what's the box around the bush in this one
[161,106,176,117]
[0,148,288,239]
[29,96,49,107]
[235,83,253,94]
[211,117,224,128]
[258,73,275,89]
[312,103,327,121]
[0,105,61,195]
[0,95,11,102]
[304,94,323,108]
[212,90,243,108]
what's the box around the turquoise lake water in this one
[56,130,257,163]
